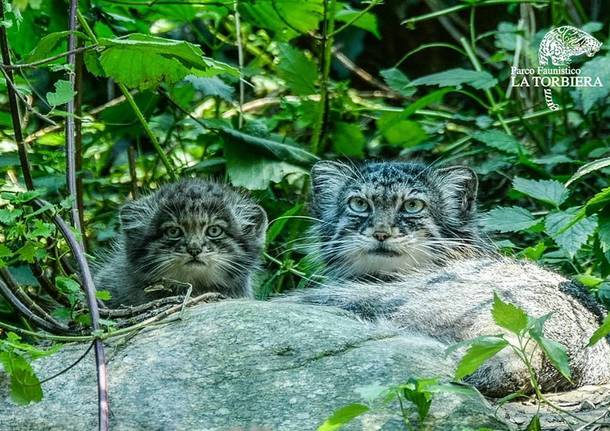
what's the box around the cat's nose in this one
[373,231,391,242]
[187,245,203,256]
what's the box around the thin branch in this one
[39,342,95,385]
[234,0,244,129]
[30,263,71,307]
[127,144,139,199]
[0,268,72,333]
[1,45,98,70]
[66,0,83,240]
[75,42,87,245]
[0,2,34,190]
[39,197,109,431]
[0,67,58,126]
[331,48,395,94]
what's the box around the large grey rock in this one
[0,300,510,430]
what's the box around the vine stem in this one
[0,1,34,190]
[459,37,512,136]
[233,0,244,129]
[76,10,177,181]
[310,0,337,154]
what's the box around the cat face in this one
[119,179,267,292]
[310,161,481,278]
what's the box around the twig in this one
[0,67,58,126]
[99,295,185,318]
[0,268,72,333]
[1,45,97,70]
[310,0,337,154]
[331,48,395,94]
[0,2,34,190]
[0,277,68,334]
[74,41,86,246]
[66,0,83,241]
[234,0,244,129]
[30,263,72,307]
[39,342,95,385]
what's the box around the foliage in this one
[0,0,610,427]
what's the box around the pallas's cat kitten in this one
[310,160,488,279]
[95,179,268,306]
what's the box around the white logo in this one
[510,26,603,111]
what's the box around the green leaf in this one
[528,331,572,381]
[525,415,541,431]
[98,34,238,90]
[399,377,437,422]
[566,157,610,187]
[599,214,610,254]
[220,127,318,166]
[589,314,610,346]
[0,351,42,405]
[24,30,88,63]
[30,220,54,238]
[482,207,539,233]
[317,403,370,431]
[377,113,427,147]
[335,7,380,38]
[95,290,112,301]
[491,292,529,335]
[277,43,318,95]
[379,68,416,97]
[267,204,303,243]
[411,68,497,90]
[240,0,323,37]
[16,242,37,263]
[513,177,569,207]
[0,208,22,224]
[545,209,598,257]
[472,130,524,155]
[575,55,610,113]
[331,122,365,157]
[454,336,509,380]
[184,76,234,101]
[46,79,75,106]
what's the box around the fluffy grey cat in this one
[310,160,489,278]
[94,179,268,306]
[287,160,610,397]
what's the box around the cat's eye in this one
[403,199,425,214]
[165,226,183,239]
[206,225,224,238]
[348,196,369,213]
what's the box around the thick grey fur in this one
[287,160,610,397]
[94,179,267,306]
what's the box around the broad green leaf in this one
[220,127,318,166]
[0,244,12,259]
[566,157,610,187]
[472,130,524,155]
[513,177,569,207]
[317,403,370,431]
[95,290,112,301]
[24,30,88,63]
[589,314,610,346]
[528,332,572,381]
[184,76,234,101]
[481,207,539,233]
[16,242,37,263]
[98,34,238,90]
[411,68,497,90]
[335,7,380,38]
[379,68,416,97]
[522,242,546,261]
[46,80,75,106]
[0,208,22,224]
[584,186,610,215]
[575,55,610,113]
[277,43,318,95]
[491,292,529,335]
[454,336,509,380]
[545,209,598,257]
[331,122,365,157]
[399,377,436,422]
[0,351,42,405]
[240,0,323,38]
[30,221,54,238]
[377,113,427,147]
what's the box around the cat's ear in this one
[310,160,354,196]
[435,166,478,216]
[242,204,268,239]
[119,198,154,231]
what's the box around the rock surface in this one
[0,300,510,430]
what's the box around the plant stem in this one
[0,1,34,190]
[402,0,549,26]
[460,37,512,135]
[233,0,245,129]
[329,0,381,37]
[77,10,177,181]
[310,0,337,155]
[3,45,97,70]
